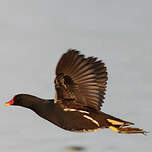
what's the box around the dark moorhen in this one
[5,49,147,134]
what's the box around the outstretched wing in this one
[54,49,108,110]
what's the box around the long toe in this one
[119,127,149,135]
[109,126,148,135]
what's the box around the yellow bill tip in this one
[5,98,14,106]
[5,102,11,106]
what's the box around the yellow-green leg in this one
[109,126,148,135]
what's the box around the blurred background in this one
[0,0,151,152]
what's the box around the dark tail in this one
[104,113,148,135]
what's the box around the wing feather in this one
[55,49,108,110]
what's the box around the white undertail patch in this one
[83,115,100,127]
[107,119,124,125]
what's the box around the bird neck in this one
[16,94,51,110]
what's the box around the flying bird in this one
[5,49,147,134]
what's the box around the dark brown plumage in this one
[5,49,147,134]
[55,50,107,110]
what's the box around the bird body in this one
[5,49,147,135]
[8,94,134,133]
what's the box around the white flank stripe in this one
[83,115,100,127]
[79,110,89,114]
[64,108,89,114]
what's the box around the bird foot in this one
[109,126,149,135]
